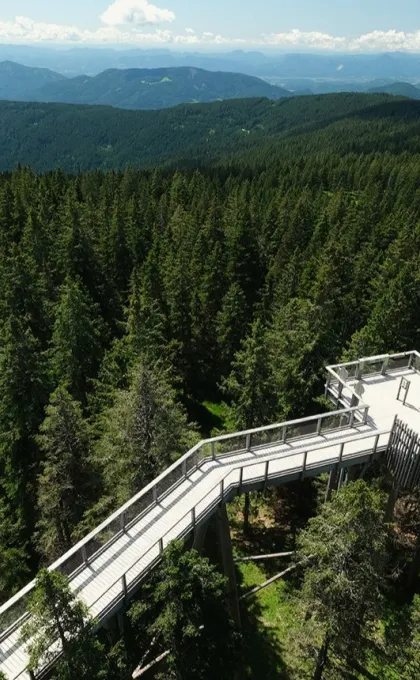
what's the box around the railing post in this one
[338,442,345,466]
[282,425,287,443]
[408,353,414,370]
[316,417,322,435]
[325,372,331,396]
[356,361,364,380]
[338,382,343,400]
[211,442,216,460]
[363,407,369,425]
[220,479,224,502]
[191,507,196,529]
[264,460,269,487]
[121,573,128,601]
[159,538,164,554]
[372,434,380,457]
[81,545,88,565]
[120,512,126,533]
[349,410,355,428]
[238,467,243,493]
[381,357,389,375]
[246,433,251,451]
[182,459,187,477]
[301,451,308,480]
[153,485,157,503]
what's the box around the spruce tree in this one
[36,386,95,561]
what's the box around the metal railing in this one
[326,351,420,407]
[5,427,391,680]
[0,402,368,643]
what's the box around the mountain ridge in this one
[0,62,291,110]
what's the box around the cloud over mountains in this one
[1,7,420,52]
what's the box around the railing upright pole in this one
[211,442,216,460]
[349,410,355,428]
[246,433,251,451]
[81,545,88,565]
[264,461,269,487]
[316,417,322,435]
[301,451,308,480]
[159,538,164,554]
[120,512,126,533]
[191,507,196,528]
[372,434,380,457]
[182,459,187,478]
[121,573,128,601]
[220,479,224,502]
[239,467,243,493]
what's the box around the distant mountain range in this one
[0,62,290,110]
[3,45,420,82]
[368,81,420,99]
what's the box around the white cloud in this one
[101,0,175,26]
[262,28,420,52]
[2,16,420,51]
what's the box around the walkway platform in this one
[1,350,420,679]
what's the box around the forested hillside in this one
[32,66,291,109]
[0,93,414,172]
[1,93,420,679]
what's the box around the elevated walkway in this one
[1,350,420,680]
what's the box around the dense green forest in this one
[1,92,420,679]
[1,92,418,172]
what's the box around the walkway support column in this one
[325,469,338,502]
[216,504,241,629]
[193,519,209,554]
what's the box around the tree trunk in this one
[313,634,329,680]
[408,532,420,590]
[385,479,399,523]
[243,493,250,534]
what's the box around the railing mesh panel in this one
[124,489,154,527]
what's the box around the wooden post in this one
[216,505,241,629]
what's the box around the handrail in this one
[0,403,365,622]
[8,426,392,680]
[328,350,419,372]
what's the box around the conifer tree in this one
[36,386,95,561]
[297,481,389,679]
[21,569,107,679]
[97,360,197,506]
[50,278,104,404]
[129,541,240,680]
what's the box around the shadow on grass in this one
[237,567,293,680]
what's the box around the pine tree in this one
[36,386,95,561]
[50,277,104,405]
[129,540,240,680]
[297,481,389,678]
[21,569,107,679]
[97,360,197,506]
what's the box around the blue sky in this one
[0,0,420,50]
